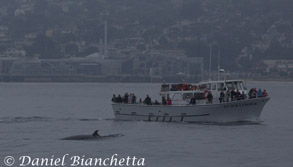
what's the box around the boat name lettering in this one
[224,102,257,108]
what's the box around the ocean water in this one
[0,82,293,167]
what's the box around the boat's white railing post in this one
[217,66,220,81]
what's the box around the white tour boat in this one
[111,80,270,123]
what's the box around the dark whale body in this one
[61,130,123,141]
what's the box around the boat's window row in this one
[162,81,248,92]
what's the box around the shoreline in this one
[1,74,292,83]
[0,79,292,84]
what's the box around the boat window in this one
[183,93,193,100]
[211,83,216,90]
[240,82,247,90]
[200,83,211,90]
[199,84,205,91]
[161,84,169,92]
[161,93,166,99]
[234,82,241,90]
[217,83,225,91]
[226,82,234,90]
[207,84,211,90]
[172,93,182,101]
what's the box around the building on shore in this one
[0,49,204,82]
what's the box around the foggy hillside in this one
[1,0,293,71]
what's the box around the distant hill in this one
[1,0,293,71]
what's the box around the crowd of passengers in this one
[111,93,173,105]
[111,93,137,104]
[214,88,268,104]
[112,88,268,105]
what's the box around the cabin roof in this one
[161,80,245,86]
[199,80,244,84]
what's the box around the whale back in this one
[61,135,96,140]
[61,130,123,140]
[92,130,100,136]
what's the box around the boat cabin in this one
[160,80,247,105]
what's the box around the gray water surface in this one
[0,82,292,167]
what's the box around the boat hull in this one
[111,97,270,123]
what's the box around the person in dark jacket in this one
[124,93,129,103]
[235,90,241,100]
[219,91,225,103]
[249,88,256,99]
[241,91,247,100]
[190,97,196,105]
[144,95,152,105]
[131,94,137,104]
[116,94,122,103]
[111,94,116,103]
[162,97,167,105]
[207,91,213,104]
[231,89,236,101]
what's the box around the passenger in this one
[225,90,230,102]
[190,97,196,105]
[167,98,172,105]
[144,94,152,105]
[248,88,253,99]
[128,94,132,103]
[139,98,143,104]
[207,91,213,104]
[262,89,268,97]
[131,94,137,104]
[124,93,129,103]
[253,90,257,98]
[241,91,247,100]
[116,94,123,103]
[253,88,258,96]
[231,89,236,101]
[257,89,262,98]
[249,88,256,99]
[204,89,209,99]
[154,100,160,105]
[236,90,241,100]
[162,97,167,105]
[219,91,225,103]
[185,96,190,105]
[111,94,116,103]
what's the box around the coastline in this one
[0,74,292,83]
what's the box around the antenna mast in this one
[217,45,220,81]
[209,44,212,81]
[104,18,107,58]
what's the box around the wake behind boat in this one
[111,80,270,123]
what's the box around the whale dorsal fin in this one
[92,130,100,136]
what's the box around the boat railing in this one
[112,95,268,106]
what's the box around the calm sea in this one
[0,82,292,167]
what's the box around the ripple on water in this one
[0,116,51,124]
